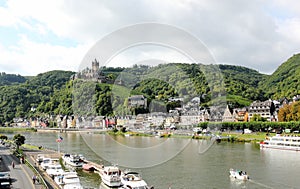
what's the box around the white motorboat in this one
[260,135,300,151]
[40,158,59,170]
[62,154,84,168]
[120,171,149,189]
[98,166,122,187]
[54,171,83,189]
[46,164,64,178]
[229,168,249,180]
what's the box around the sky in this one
[0,0,300,76]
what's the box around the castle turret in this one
[92,58,99,73]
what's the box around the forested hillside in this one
[260,53,300,99]
[219,65,267,107]
[0,53,300,124]
[0,72,27,85]
[0,70,74,124]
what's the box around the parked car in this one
[0,172,11,188]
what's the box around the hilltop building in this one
[74,58,113,83]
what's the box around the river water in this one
[8,132,300,189]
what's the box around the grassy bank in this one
[218,132,276,142]
[221,132,270,142]
[107,130,153,137]
[191,132,281,142]
[0,127,37,132]
[22,143,42,150]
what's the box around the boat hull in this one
[101,176,122,187]
[99,166,122,187]
[260,144,300,151]
[260,135,300,151]
[121,171,148,189]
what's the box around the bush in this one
[0,135,8,140]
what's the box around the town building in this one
[232,108,248,122]
[248,100,275,121]
[222,105,234,122]
[222,106,249,122]
[179,109,209,126]
[128,95,147,108]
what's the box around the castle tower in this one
[92,58,99,73]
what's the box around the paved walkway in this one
[0,146,42,189]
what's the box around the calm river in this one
[9,132,300,189]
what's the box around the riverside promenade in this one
[0,145,43,189]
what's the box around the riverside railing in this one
[24,158,49,189]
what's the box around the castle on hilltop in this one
[73,58,113,83]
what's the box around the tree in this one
[13,134,25,150]
[250,114,267,122]
[278,101,300,122]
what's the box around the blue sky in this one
[0,0,300,76]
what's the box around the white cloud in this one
[0,6,17,27]
[106,44,193,68]
[0,35,89,75]
[0,0,300,75]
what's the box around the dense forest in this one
[0,72,27,85]
[0,53,300,125]
[0,71,74,124]
[260,54,300,99]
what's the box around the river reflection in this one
[11,132,300,188]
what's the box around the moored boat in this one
[46,164,64,178]
[62,154,84,168]
[54,171,83,189]
[260,135,300,151]
[98,166,122,187]
[120,170,150,189]
[40,157,59,170]
[229,168,249,180]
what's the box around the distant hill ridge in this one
[0,72,27,85]
[0,53,299,124]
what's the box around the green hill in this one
[218,64,267,104]
[0,70,74,124]
[119,63,266,108]
[260,53,300,99]
[0,73,27,85]
[1,53,300,124]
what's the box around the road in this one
[0,145,41,189]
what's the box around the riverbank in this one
[191,132,271,142]
[0,127,36,132]
[2,126,297,143]
[221,132,270,142]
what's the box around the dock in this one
[82,159,104,172]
